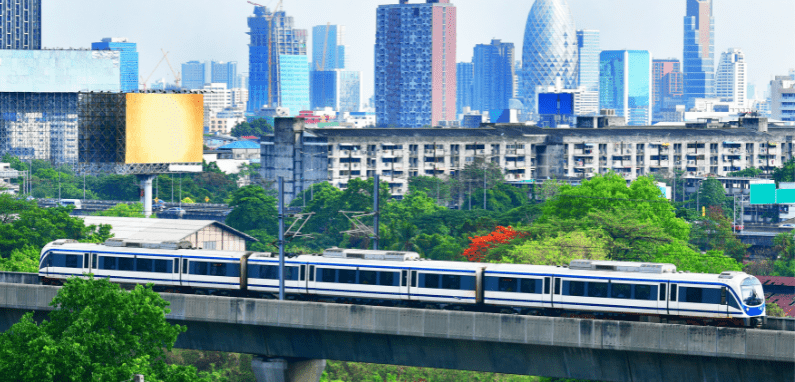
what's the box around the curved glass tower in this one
[520,0,578,115]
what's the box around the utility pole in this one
[373,174,380,250]
[278,177,285,300]
[483,161,487,210]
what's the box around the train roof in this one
[44,240,249,260]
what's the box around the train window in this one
[544,278,550,294]
[251,264,296,280]
[209,263,227,277]
[154,260,170,273]
[320,268,336,282]
[554,278,561,295]
[634,285,656,300]
[65,254,80,269]
[92,254,97,269]
[183,259,188,274]
[359,270,377,285]
[670,284,677,301]
[611,283,631,299]
[339,269,356,284]
[659,284,666,301]
[39,253,50,269]
[284,266,298,280]
[190,261,208,275]
[411,271,417,287]
[378,271,398,286]
[441,275,461,290]
[461,276,476,291]
[300,265,306,281]
[727,293,740,310]
[136,258,153,273]
[309,265,315,281]
[680,287,719,304]
[520,279,541,294]
[566,281,585,297]
[498,277,517,292]
[702,288,721,304]
[118,257,134,271]
[100,256,116,270]
[587,282,608,298]
[421,273,440,289]
[83,253,89,269]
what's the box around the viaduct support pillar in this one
[137,174,156,218]
[251,357,326,382]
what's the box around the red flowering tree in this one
[462,226,523,262]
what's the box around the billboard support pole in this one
[137,174,155,217]
[373,174,379,250]
[278,176,285,301]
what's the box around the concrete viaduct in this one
[1,281,794,382]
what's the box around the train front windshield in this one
[741,277,764,306]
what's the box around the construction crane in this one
[140,51,171,90]
[317,22,330,71]
[161,48,181,87]
[247,0,282,107]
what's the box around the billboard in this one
[125,94,203,164]
[538,93,574,115]
[750,181,776,205]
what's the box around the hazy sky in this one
[44,0,794,100]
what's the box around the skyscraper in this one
[600,50,652,126]
[310,70,360,113]
[520,0,578,116]
[211,61,238,90]
[576,30,599,92]
[683,0,715,104]
[652,59,683,113]
[456,62,474,115]
[0,0,40,50]
[715,48,747,108]
[312,24,347,70]
[91,37,139,92]
[247,5,308,113]
[182,61,207,90]
[374,0,456,128]
[472,39,515,113]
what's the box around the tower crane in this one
[161,48,181,87]
[140,51,171,90]
[247,0,282,107]
[317,22,330,71]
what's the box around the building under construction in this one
[246,4,307,114]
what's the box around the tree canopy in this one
[230,119,273,138]
[0,277,207,381]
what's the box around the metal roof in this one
[218,140,260,150]
[80,216,258,243]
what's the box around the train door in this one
[720,287,729,318]
[551,277,561,308]
[399,269,410,300]
[668,283,679,315]
[300,264,308,294]
[180,257,188,287]
[542,277,553,309]
[658,283,668,315]
[82,252,90,275]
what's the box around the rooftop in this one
[80,216,257,243]
[218,140,260,150]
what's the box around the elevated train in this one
[38,239,767,327]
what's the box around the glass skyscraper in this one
[715,48,746,108]
[211,61,238,90]
[278,54,310,115]
[473,39,515,113]
[520,0,578,116]
[456,62,474,115]
[312,24,347,70]
[0,0,40,50]
[683,0,715,104]
[91,38,139,92]
[576,30,599,92]
[310,70,360,113]
[600,50,651,126]
[182,61,207,90]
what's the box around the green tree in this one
[695,177,732,216]
[0,245,39,272]
[728,167,763,178]
[408,176,450,205]
[773,158,795,184]
[0,277,206,381]
[495,231,610,265]
[95,202,146,218]
[226,185,278,238]
[535,179,563,202]
[230,119,273,138]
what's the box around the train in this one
[38,238,767,327]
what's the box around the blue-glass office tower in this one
[473,39,515,113]
[312,24,347,70]
[520,0,578,116]
[577,30,599,92]
[91,38,139,92]
[211,61,238,89]
[247,5,308,113]
[456,62,474,115]
[182,61,206,90]
[310,70,360,113]
[600,50,651,126]
[279,55,310,115]
[683,0,715,104]
[0,0,40,49]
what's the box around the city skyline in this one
[41,0,793,102]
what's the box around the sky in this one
[44,0,794,101]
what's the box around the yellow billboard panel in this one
[125,93,204,164]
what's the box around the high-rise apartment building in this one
[0,0,40,50]
[652,59,683,113]
[312,24,347,70]
[374,0,456,128]
[247,5,308,113]
[182,61,207,90]
[211,61,238,91]
[770,72,795,123]
[520,0,578,116]
[576,30,599,92]
[91,38,139,92]
[600,50,652,126]
[456,62,474,115]
[310,70,361,113]
[683,0,715,104]
[715,48,747,108]
[472,39,514,113]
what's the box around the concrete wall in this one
[2,283,793,381]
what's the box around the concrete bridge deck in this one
[1,282,794,381]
